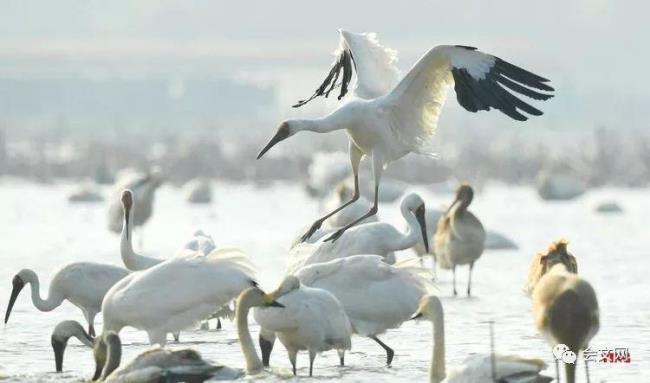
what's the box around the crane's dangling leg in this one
[338,349,345,366]
[324,152,382,242]
[301,143,363,242]
[370,335,394,366]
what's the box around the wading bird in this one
[101,248,256,346]
[120,189,217,270]
[257,30,553,243]
[287,193,428,274]
[411,295,552,382]
[254,276,352,376]
[294,255,434,366]
[434,184,485,295]
[531,241,599,383]
[5,263,128,337]
[121,189,225,333]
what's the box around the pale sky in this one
[0,1,648,132]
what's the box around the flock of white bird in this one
[3,30,600,383]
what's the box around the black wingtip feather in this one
[451,49,554,122]
[293,49,355,108]
[495,58,553,92]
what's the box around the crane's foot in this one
[300,220,323,243]
[323,228,345,242]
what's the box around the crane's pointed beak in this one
[5,275,25,324]
[415,204,429,253]
[410,311,423,321]
[268,300,285,308]
[52,337,66,372]
[257,128,290,160]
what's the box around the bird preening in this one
[257,30,554,243]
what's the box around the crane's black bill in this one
[268,300,285,308]
[415,204,429,253]
[257,128,290,160]
[52,338,66,372]
[5,275,25,324]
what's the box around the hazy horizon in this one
[0,1,648,135]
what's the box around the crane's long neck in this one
[291,117,342,135]
[25,271,61,312]
[120,206,144,270]
[430,305,446,383]
[236,294,263,374]
[397,205,421,250]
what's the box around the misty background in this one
[0,1,648,187]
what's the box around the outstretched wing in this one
[384,45,554,152]
[293,29,400,107]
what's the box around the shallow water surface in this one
[0,180,647,381]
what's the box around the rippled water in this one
[0,180,647,382]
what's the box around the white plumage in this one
[336,30,401,100]
[4,263,128,337]
[286,193,428,274]
[253,276,351,376]
[294,255,435,365]
[258,30,553,244]
[101,248,256,346]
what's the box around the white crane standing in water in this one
[257,30,554,242]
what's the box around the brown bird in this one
[531,240,599,383]
[526,239,578,294]
[434,184,485,296]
